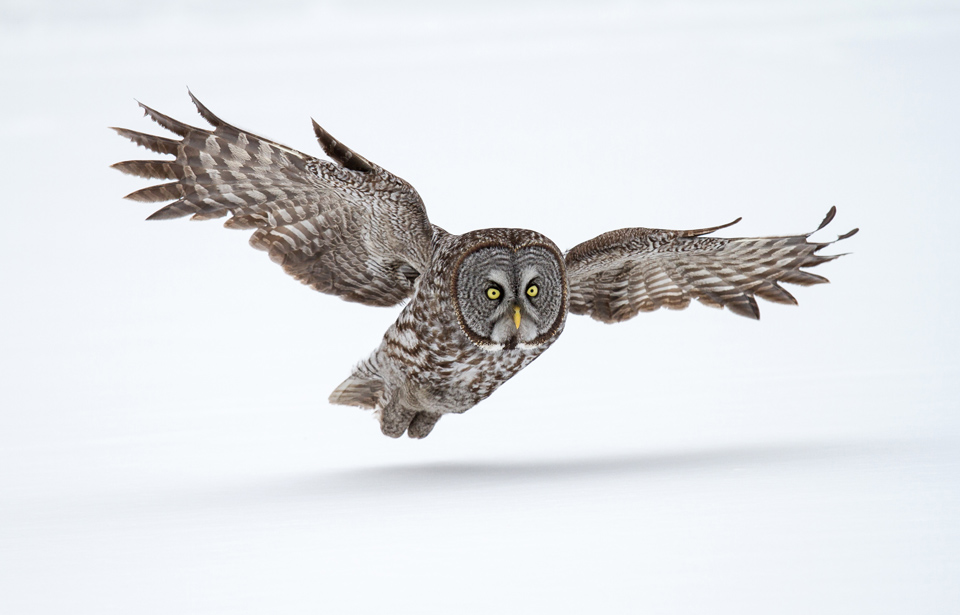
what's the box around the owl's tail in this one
[329,373,384,409]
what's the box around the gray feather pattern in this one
[564,206,858,322]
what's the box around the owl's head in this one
[452,230,567,350]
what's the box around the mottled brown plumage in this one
[565,209,857,322]
[113,93,858,438]
[114,92,433,307]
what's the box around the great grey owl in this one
[113,93,858,439]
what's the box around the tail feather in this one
[329,374,384,409]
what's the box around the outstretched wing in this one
[112,92,435,307]
[564,207,858,322]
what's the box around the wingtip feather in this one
[124,181,183,203]
[111,126,180,155]
[111,159,180,180]
[728,295,761,320]
[815,206,838,232]
[187,89,232,130]
[681,216,742,237]
[137,101,198,137]
[145,201,192,220]
[311,118,374,172]
[838,227,859,240]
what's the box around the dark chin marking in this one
[503,337,518,351]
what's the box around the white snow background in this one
[1,0,958,612]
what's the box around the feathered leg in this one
[378,397,418,439]
[407,413,442,439]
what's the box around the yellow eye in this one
[486,287,501,300]
[526,284,539,298]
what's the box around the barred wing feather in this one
[112,92,435,307]
[564,207,858,322]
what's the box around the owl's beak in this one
[513,305,522,329]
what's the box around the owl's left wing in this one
[564,207,857,322]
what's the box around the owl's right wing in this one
[564,208,858,322]
[112,92,435,307]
